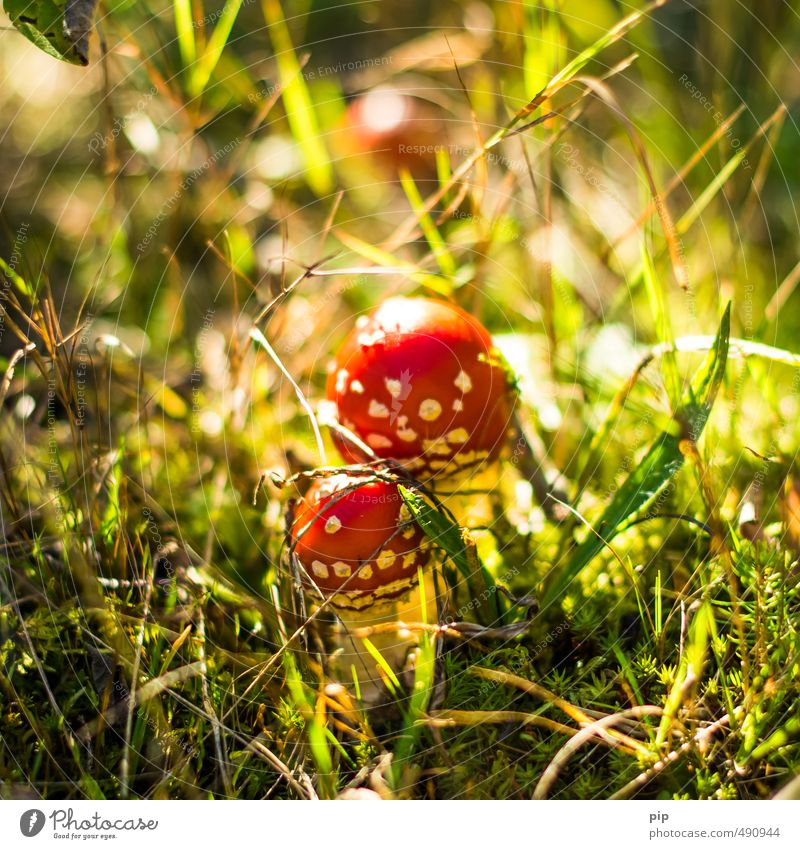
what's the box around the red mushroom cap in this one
[326,297,514,478]
[335,89,441,176]
[291,475,430,611]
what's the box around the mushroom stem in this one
[431,464,498,529]
[328,570,439,705]
[510,409,570,523]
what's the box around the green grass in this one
[1,0,800,800]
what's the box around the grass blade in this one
[334,229,451,295]
[173,0,197,71]
[399,486,505,624]
[399,168,456,277]
[282,651,336,798]
[4,0,95,65]
[398,486,471,575]
[676,105,786,236]
[361,638,401,693]
[189,0,245,96]
[656,600,714,746]
[0,256,35,298]
[262,0,333,196]
[542,0,665,96]
[541,303,731,608]
[391,584,436,790]
[641,241,681,407]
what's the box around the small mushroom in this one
[326,296,515,479]
[334,88,442,176]
[291,473,430,609]
[290,474,435,701]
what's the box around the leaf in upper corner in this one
[541,303,731,608]
[4,0,98,66]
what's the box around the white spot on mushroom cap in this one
[324,515,342,534]
[419,398,442,421]
[355,315,369,329]
[376,549,396,571]
[358,329,385,347]
[335,369,349,394]
[402,552,416,569]
[422,437,452,457]
[350,379,365,394]
[366,433,393,449]
[313,474,351,500]
[452,399,464,412]
[332,562,351,578]
[454,370,473,393]
[368,400,390,418]
[446,428,470,444]
[359,564,374,581]
[397,422,418,442]
[454,448,490,466]
[395,415,418,442]
[311,560,329,578]
[385,378,402,399]
[330,573,421,610]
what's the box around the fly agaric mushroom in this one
[335,88,441,176]
[291,473,430,611]
[326,297,514,479]
[290,473,436,701]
